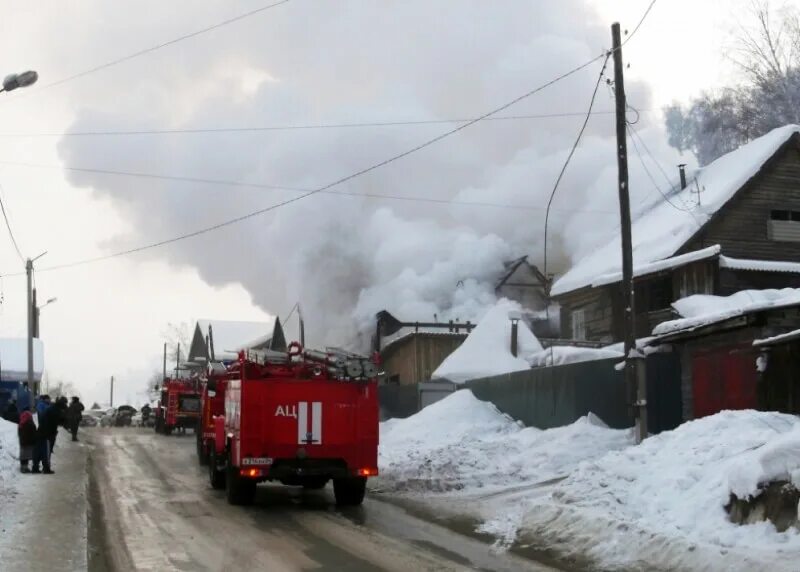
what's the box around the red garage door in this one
[692,345,758,419]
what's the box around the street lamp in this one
[34,297,57,338]
[1,71,38,93]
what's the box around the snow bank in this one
[521,410,800,571]
[654,288,800,336]
[378,390,631,495]
[528,345,624,368]
[432,299,542,384]
[0,419,18,489]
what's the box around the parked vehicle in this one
[154,378,201,435]
[208,343,379,507]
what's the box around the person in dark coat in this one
[32,398,66,474]
[17,408,36,473]
[3,400,19,424]
[49,396,68,453]
[66,397,84,441]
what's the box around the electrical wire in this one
[15,0,293,96]
[0,182,25,263]
[282,302,299,325]
[542,54,610,281]
[0,159,619,217]
[5,0,661,276]
[0,110,661,138]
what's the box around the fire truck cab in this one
[208,343,379,506]
[154,378,201,435]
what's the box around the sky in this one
[0,0,792,406]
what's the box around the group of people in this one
[2,394,84,474]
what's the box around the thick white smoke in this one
[52,1,682,349]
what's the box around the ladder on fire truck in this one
[167,391,179,420]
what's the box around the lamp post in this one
[0,71,38,93]
[34,296,57,338]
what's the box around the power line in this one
[0,159,619,216]
[626,125,702,227]
[14,0,292,96]
[8,0,661,276]
[0,110,660,138]
[0,182,25,263]
[542,54,610,280]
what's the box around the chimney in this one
[678,164,687,190]
[509,312,522,357]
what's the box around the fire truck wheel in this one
[300,477,328,490]
[333,477,367,506]
[208,449,226,490]
[226,451,256,506]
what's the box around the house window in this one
[769,210,800,242]
[648,276,673,311]
[571,309,586,340]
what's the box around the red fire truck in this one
[154,378,202,435]
[208,343,379,506]
[196,366,233,465]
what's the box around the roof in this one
[651,288,800,339]
[381,328,468,353]
[754,329,800,348]
[720,256,800,273]
[591,245,720,288]
[0,338,44,381]
[190,319,276,362]
[495,256,547,290]
[552,125,800,297]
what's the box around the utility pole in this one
[26,259,34,394]
[612,22,647,444]
[110,375,114,408]
[175,344,180,378]
[162,342,167,381]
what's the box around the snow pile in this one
[553,125,800,296]
[432,299,542,384]
[378,389,631,494]
[522,410,800,571]
[654,288,800,336]
[528,345,623,368]
[0,419,18,489]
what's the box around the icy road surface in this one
[89,429,558,572]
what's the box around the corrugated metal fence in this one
[379,353,682,433]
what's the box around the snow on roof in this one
[652,288,800,337]
[720,256,800,273]
[753,328,800,347]
[0,338,44,381]
[528,345,624,368]
[432,299,542,384]
[197,319,275,359]
[591,245,721,288]
[552,125,800,296]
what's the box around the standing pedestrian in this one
[32,398,65,474]
[67,396,84,441]
[50,396,68,453]
[17,408,36,473]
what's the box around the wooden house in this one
[552,126,800,343]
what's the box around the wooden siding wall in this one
[559,288,614,342]
[381,334,467,385]
[719,268,800,295]
[682,143,800,260]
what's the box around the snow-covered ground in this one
[378,392,800,571]
[0,419,19,493]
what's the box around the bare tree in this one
[665,1,800,164]
[48,379,79,400]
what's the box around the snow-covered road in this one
[89,428,559,571]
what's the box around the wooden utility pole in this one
[162,342,167,381]
[612,22,646,443]
[109,375,114,408]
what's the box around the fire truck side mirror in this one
[207,379,217,391]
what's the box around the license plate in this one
[242,457,273,466]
